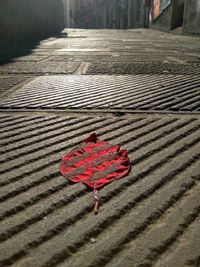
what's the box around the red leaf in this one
[60,133,131,213]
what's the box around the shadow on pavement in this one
[0,31,68,66]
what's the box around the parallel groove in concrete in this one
[0,117,183,196]
[0,116,147,188]
[0,116,111,186]
[0,76,29,95]
[0,117,142,163]
[0,116,55,135]
[0,117,136,174]
[66,182,200,267]
[0,115,29,126]
[0,75,196,106]
[0,116,91,153]
[0,117,66,146]
[154,216,200,267]
[0,114,199,267]
[2,141,199,266]
[1,75,200,112]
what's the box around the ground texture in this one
[0,29,200,267]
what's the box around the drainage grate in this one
[0,113,199,267]
[1,75,200,112]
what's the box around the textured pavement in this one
[0,29,200,267]
[1,75,200,111]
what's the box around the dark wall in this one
[151,4,173,32]
[0,0,65,43]
[151,0,200,35]
[184,0,200,35]
[171,0,184,30]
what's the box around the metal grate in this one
[1,75,200,112]
[0,113,199,267]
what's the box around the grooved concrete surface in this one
[86,62,200,75]
[1,75,200,111]
[0,62,79,74]
[0,28,200,267]
[0,75,29,95]
[0,113,200,267]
